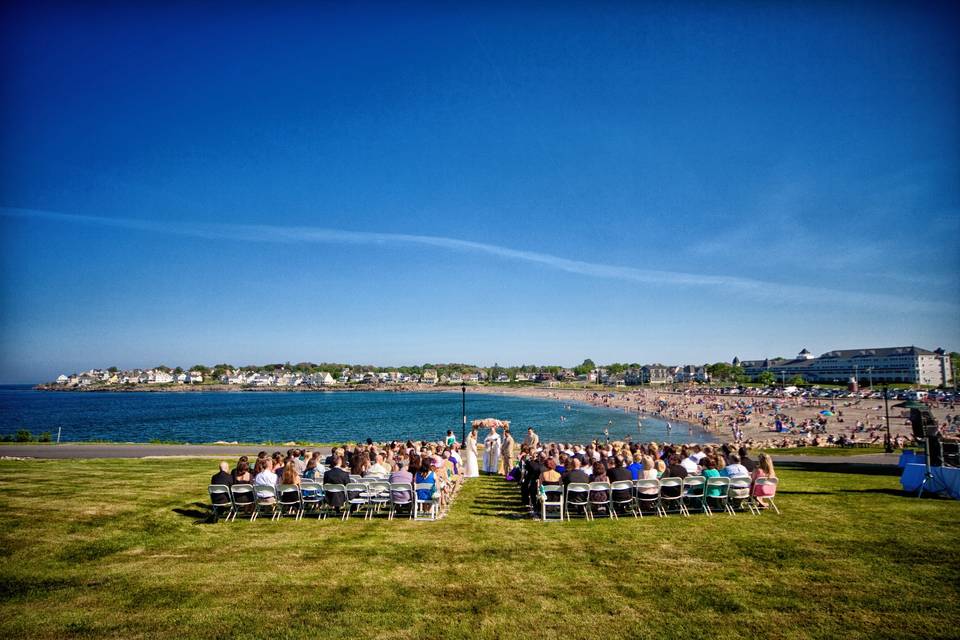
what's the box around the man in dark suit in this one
[738,447,756,473]
[607,456,633,510]
[322,455,351,513]
[210,461,234,503]
[522,453,545,511]
[563,457,589,485]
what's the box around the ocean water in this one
[0,386,698,444]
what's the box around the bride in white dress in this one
[483,427,501,474]
[464,428,480,478]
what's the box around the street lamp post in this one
[461,382,466,445]
[883,384,893,454]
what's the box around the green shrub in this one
[15,429,32,442]
[38,432,51,443]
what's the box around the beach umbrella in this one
[820,410,835,416]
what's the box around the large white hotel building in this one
[738,346,954,386]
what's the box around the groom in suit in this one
[501,428,515,476]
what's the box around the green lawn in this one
[0,459,957,640]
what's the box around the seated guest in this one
[738,447,756,473]
[366,453,390,477]
[415,459,436,501]
[680,453,700,474]
[608,456,632,483]
[390,460,414,498]
[751,453,777,508]
[589,462,610,508]
[232,460,251,484]
[294,449,307,475]
[723,454,750,478]
[253,459,279,488]
[563,457,589,485]
[665,454,688,479]
[303,459,321,480]
[280,461,300,487]
[210,462,234,504]
[607,457,632,505]
[231,456,249,480]
[701,457,723,496]
[641,455,659,481]
[627,453,644,480]
[540,459,562,486]
[322,456,351,513]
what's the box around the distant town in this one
[43,345,957,390]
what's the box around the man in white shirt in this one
[680,455,700,474]
[366,453,390,477]
[254,463,279,487]
[690,445,706,463]
[723,454,750,478]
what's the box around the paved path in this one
[0,443,901,465]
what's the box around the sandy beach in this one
[454,385,957,447]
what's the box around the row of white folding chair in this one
[210,482,424,522]
[545,475,776,522]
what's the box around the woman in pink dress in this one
[750,453,777,508]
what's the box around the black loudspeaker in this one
[928,435,944,467]
[909,408,938,439]
[942,441,959,468]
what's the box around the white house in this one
[56,374,69,385]
[421,369,439,385]
[188,371,204,384]
[175,373,188,384]
[148,370,174,384]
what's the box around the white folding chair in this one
[344,482,369,520]
[658,477,684,516]
[253,484,278,522]
[680,476,706,516]
[610,480,638,518]
[414,482,438,521]
[539,484,564,521]
[229,484,255,522]
[298,479,322,519]
[634,479,662,518]
[276,484,302,520]
[389,483,414,520]
[726,475,752,515]
[703,477,730,516]
[322,483,346,520]
[367,481,392,518]
[588,481,614,519]
[565,483,591,520]
[751,477,780,514]
[207,485,235,522]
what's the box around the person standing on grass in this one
[501,427,516,477]
[524,427,540,450]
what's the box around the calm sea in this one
[0,386,697,444]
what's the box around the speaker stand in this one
[917,437,936,498]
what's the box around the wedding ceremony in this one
[1,1,958,638]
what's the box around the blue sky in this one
[1,2,958,383]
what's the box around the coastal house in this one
[421,369,439,385]
[463,372,480,383]
[316,372,336,386]
[56,374,69,385]
[147,370,174,384]
[675,365,710,383]
[641,365,675,385]
[175,373,188,384]
[77,373,98,387]
[188,371,203,384]
[496,373,510,382]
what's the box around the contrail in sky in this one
[1,206,954,313]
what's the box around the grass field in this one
[0,458,957,640]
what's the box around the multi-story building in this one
[740,346,953,386]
